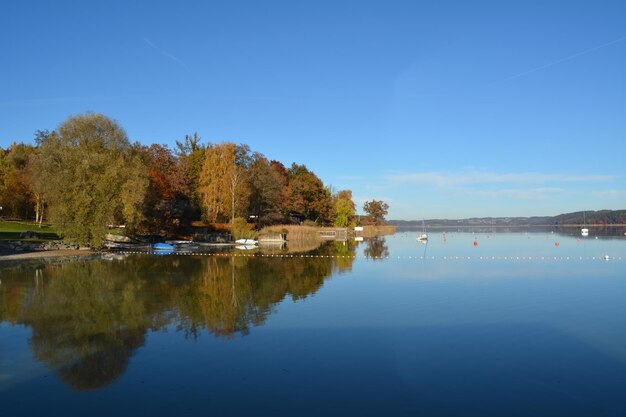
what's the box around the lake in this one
[1,230,626,416]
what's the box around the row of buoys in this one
[114,251,619,261]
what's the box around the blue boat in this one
[151,242,176,251]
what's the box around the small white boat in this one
[416,219,428,242]
[581,211,589,236]
[235,239,258,246]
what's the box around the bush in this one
[231,217,255,240]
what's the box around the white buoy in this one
[604,255,610,261]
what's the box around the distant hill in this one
[390,210,626,227]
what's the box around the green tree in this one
[231,216,254,239]
[175,132,206,205]
[333,189,356,227]
[31,113,149,246]
[363,199,389,225]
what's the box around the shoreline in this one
[0,249,96,261]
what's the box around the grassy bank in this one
[260,224,397,240]
[260,225,321,240]
[0,221,60,240]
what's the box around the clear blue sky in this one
[1,1,625,220]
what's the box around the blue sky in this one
[1,0,625,219]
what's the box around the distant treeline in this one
[0,112,390,246]
[391,210,626,227]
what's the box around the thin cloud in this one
[591,189,624,199]
[387,171,613,187]
[144,37,187,68]
[492,35,626,85]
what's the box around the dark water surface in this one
[1,231,626,416]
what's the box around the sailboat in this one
[581,211,589,237]
[417,219,428,242]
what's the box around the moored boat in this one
[235,239,258,246]
[416,219,428,242]
[581,211,589,236]
[151,242,176,251]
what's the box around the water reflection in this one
[0,242,356,390]
[363,237,389,260]
[9,261,168,390]
[2,233,626,416]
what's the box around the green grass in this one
[0,220,60,240]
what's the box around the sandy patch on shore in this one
[0,249,95,261]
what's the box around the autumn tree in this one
[285,163,332,224]
[247,153,287,226]
[30,113,149,246]
[139,144,189,233]
[0,142,36,219]
[199,142,251,223]
[363,199,389,225]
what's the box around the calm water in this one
[1,230,626,416]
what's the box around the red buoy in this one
[473,241,478,246]
[555,242,560,247]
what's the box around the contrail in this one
[144,37,188,68]
[492,35,626,85]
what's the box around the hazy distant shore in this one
[391,210,626,228]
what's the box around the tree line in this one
[0,113,389,245]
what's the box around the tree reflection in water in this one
[24,260,164,390]
[0,241,355,390]
[363,237,389,260]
